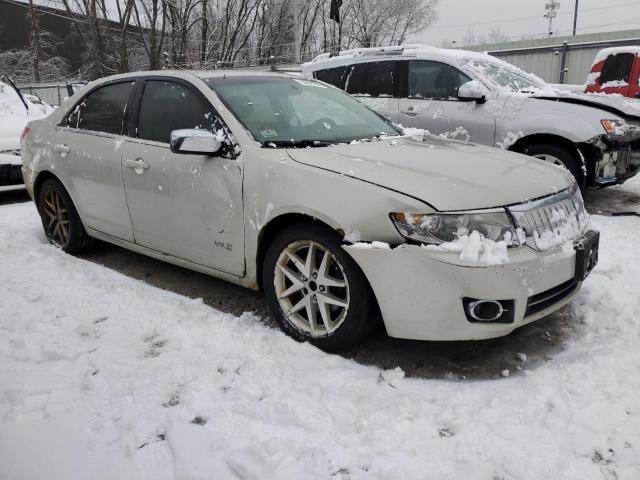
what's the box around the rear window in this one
[345,61,396,97]
[314,66,348,89]
[66,82,134,135]
[600,53,635,85]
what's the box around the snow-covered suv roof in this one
[302,44,505,74]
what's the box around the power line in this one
[428,1,640,30]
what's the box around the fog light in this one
[462,298,515,324]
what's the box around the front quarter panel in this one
[242,145,430,281]
[493,97,611,146]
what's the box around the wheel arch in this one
[33,170,90,227]
[255,212,347,292]
[508,133,579,157]
[509,133,587,186]
[33,170,64,202]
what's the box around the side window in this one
[600,53,635,85]
[137,80,219,144]
[408,60,470,100]
[66,82,134,134]
[314,67,347,89]
[345,61,395,97]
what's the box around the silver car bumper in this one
[344,233,598,341]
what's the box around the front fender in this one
[494,99,610,146]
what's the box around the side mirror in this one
[170,129,223,155]
[457,80,487,104]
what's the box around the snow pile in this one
[423,230,509,265]
[601,80,629,89]
[2,200,640,479]
[496,131,524,149]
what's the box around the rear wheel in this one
[525,143,585,188]
[37,178,93,253]
[263,223,377,351]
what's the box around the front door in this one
[121,79,244,276]
[57,80,136,241]
[398,60,496,146]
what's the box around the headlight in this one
[390,211,519,246]
[601,119,628,135]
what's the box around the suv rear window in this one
[66,82,134,134]
[314,66,348,89]
[600,53,635,84]
[345,61,396,97]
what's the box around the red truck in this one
[585,47,640,99]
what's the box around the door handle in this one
[124,158,150,171]
[54,144,70,154]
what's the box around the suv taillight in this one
[20,127,30,145]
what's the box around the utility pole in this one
[292,0,301,64]
[545,1,561,37]
[572,0,579,35]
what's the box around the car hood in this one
[533,90,640,120]
[287,135,572,211]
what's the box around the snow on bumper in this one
[344,241,585,341]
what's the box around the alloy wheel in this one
[274,240,350,337]
[42,189,70,246]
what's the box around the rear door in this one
[121,78,245,276]
[344,61,400,122]
[57,80,136,241]
[397,60,496,145]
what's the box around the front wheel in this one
[525,143,585,189]
[262,223,377,351]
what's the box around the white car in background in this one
[302,45,640,189]
[1,80,50,185]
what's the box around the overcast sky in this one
[413,0,640,47]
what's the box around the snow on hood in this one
[287,135,573,212]
[533,90,640,120]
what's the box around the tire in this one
[262,223,377,351]
[36,178,93,254]
[524,143,585,189]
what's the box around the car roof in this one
[592,46,640,65]
[91,69,298,85]
[301,44,497,73]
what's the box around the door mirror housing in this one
[458,80,487,104]
[170,129,223,155]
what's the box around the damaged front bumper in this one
[585,136,640,187]
[343,230,598,341]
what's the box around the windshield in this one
[466,59,546,92]
[206,76,400,146]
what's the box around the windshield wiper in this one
[262,139,335,148]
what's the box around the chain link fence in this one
[15,82,80,106]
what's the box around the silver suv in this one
[21,70,598,350]
[303,45,640,188]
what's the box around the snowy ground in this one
[1,186,640,479]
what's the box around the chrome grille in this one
[508,185,588,251]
